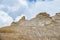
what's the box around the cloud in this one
[0,4,5,9]
[0,0,60,27]
[0,11,13,28]
[7,6,20,12]
[17,0,60,19]
[0,0,60,18]
[18,0,28,6]
[14,0,60,20]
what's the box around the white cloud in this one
[1,0,59,19]
[0,11,13,28]
[18,0,28,6]
[13,0,60,20]
[19,0,60,19]
[0,0,60,23]
[0,4,5,9]
[7,6,20,12]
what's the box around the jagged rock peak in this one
[56,12,60,16]
[11,22,18,26]
[11,16,26,26]
[36,12,50,18]
[20,16,25,20]
[52,12,60,23]
[18,16,26,23]
[11,22,17,25]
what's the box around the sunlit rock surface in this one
[0,12,60,40]
[52,13,60,23]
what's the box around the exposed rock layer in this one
[0,12,60,40]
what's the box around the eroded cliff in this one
[0,12,60,40]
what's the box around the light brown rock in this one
[0,12,60,40]
[52,13,60,23]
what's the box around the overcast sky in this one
[0,0,60,28]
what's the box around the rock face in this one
[0,12,60,40]
[20,12,53,26]
[19,16,26,22]
[52,13,60,23]
[36,12,50,17]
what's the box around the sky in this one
[0,0,60,28]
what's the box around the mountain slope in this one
[0,12,60,40]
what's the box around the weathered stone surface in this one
[52,13,60,23]
[20,12,53,26]
[11,16,26,26]
[36,12,50,18]
[0,12,60,40]
[19,16,26,22]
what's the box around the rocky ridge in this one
[0,12,60,40]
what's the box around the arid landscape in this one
[0,12,60,40]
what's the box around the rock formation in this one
[19,12,53,26]
[0,12,60,40]
[19,16,26,22]
[52,13,60,23]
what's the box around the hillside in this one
[0,12,60,40]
